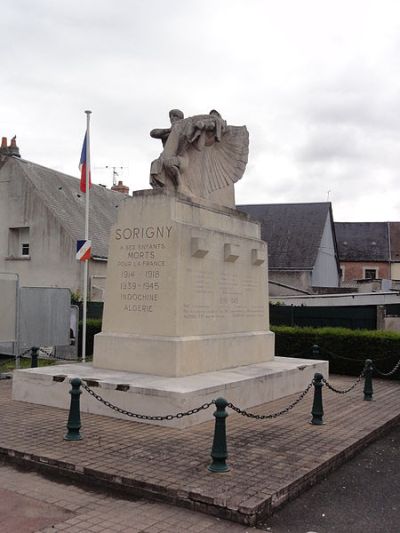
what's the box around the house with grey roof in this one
[0,138,127,301]
[0,136,342,300]
[335,222,400,285]
[238,203,340,296]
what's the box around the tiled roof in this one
[335,222,389,262]
[238,202,332,269]
[4,156,127,258]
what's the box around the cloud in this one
[1,0,400,221]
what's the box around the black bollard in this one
[312,344,320,359]
[208,397,229,473]
[363,359,374,401]
[64,378,83,441]
[31,346,39,368]
[311,372,324,425]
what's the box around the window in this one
[21,243,30,256]
[8,227,30,258]
[365,268,377,280]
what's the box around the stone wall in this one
[269,270,312,295]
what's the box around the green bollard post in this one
[64,378,83,441]
[31,346,39,368]
[363,359,373,401]
[312,344,320,359]
[208,397,229,473]
[311,372,324,425]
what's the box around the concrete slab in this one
[12,357,328,428]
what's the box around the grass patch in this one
[0,357,57,373]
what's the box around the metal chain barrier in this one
[18,348,33,358]
[321,346,396,365]
[18,347,66,360]
[284,347,311,358]
[320,347,365,364]
[81,381,215,421]
[39,347,81,361]
[227,381,313,420]
[373,357,400,377]
[322,371,364,394]
[38,347,67,360]
[39,347,54,357]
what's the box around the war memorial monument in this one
[13,110,327,427]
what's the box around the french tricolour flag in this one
[76,240,92,261]
[79,132,92,193]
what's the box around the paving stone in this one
[1,376,400,526]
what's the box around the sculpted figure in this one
[149,109,249,207]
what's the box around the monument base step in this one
[94,330,275,377]
[12,357,328,428]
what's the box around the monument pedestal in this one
[12,190,329,426]
[12,357,328,428]
[94,190,274,376]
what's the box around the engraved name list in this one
[113,225,173,314]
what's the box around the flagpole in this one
[82,110,91,363]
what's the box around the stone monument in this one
[12,109,328,427]
[149,109,247,208]
[94,109,274,376]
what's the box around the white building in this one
[0,137,127,301]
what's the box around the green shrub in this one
[77,320,400,378]
[272,325,400,378]
[0,357,56,373]
[78,319,102,357]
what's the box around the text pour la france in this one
[115,226,173,240]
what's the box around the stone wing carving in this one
[183,123,249,196]
[150,111,249,207]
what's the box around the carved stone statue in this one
[149,109,249,207]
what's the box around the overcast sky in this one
[2,0,400,221]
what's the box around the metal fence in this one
[270,304,377,329]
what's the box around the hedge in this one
[78,319,102,357]
[273,325,400,377]
[79,320,400,378]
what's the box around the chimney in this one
[8,136,21,157]
[111,180,129,194]
[0,135,21,157]
[0,137,8,157]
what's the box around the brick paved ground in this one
[0,462,262,532]
[1,375,400,526]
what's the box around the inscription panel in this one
[101,194,269,340]
[183,270,266,323]
[102,221,177,336]
[180,228,268,335]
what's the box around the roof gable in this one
[3,156,126,258]
[238,202,333,269]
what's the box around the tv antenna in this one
[106,166,124,186]
[94,165,124,186]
